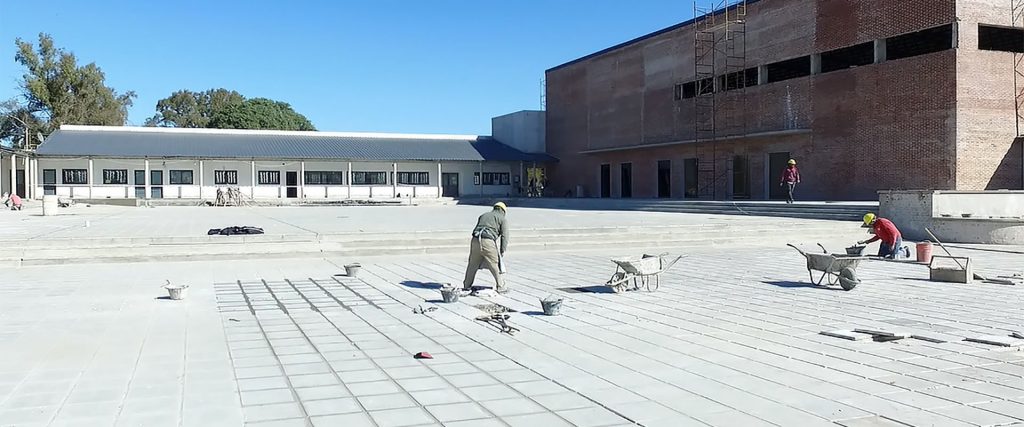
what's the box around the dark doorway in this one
[286,171,298,198]
[600,164,611,198]
[15,170,25,198]
[150,170,163,199]
[768,152,791,200]
[732,156,750,199]
[657,160,671,198]
[683,158,698,198]
[620,163,632,198]
[442,173,459,197]
[134,170,146,198]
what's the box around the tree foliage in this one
[208,98,316,131]
[144,88,244,128]
[14,33,135,131]
[0,98,45,147]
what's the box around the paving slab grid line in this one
[0,241,1021,427]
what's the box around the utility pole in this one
[2,115,30,149]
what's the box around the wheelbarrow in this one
[787,244,865,291]
[604,253,684,293]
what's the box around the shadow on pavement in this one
[401,281,447,290]
[761,280,840,291]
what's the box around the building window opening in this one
[258,171,280,185]
[397,172,430,185]
[352,172,387,185]
[821,42,875,73]
[304,171,344,185]
[886,24,954,61]
[214,170,238,185]
[102,169,128,185]
[979,25,1024,53]
[695,77,715,96]
[62,169,88,185]
[719,68,758,91]
[674,81,697,100]
[766,56,811,83]
[169,170,193,185]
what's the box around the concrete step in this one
[463,198,876,221]
[0,223,855,266]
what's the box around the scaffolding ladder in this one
[1013,0,1024,136]
[692,0,747,199]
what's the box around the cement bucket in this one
[540,298,563,316]
[163,284,189,300]
[42,195,58,216]
[344,263,362,277]
[440,285,460,303]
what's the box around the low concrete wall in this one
[879,190,1024,244]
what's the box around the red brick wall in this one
[955,0,1024,190]
[816,0,956,52]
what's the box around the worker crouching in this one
[858,213,909,259]
[463,202,510,294]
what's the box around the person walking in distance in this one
[779,159,801,203]
[463,202,510,294]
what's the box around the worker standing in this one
[463,202,510,294]
[779,159,801,204]
[858,213,906,259]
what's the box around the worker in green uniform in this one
[463,202,510,294]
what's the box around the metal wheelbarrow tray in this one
[604,252,684,293]
[787,244,866,291]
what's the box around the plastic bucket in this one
[916,241,933,264]
[344,264,362,277]
[440,286,460,303]
[540,298,563,316]
[164,285,189,300]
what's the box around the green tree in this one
[208,98,316,131]
[14,33,135,130]
[145,88,244,128]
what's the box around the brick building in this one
[545,0,1024,201]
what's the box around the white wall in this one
[34,157,516,200]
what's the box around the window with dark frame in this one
[718,68,758,91]
[886,24,954,61]
[352,171,387,185]
[168,170,194,185]
[258,170,281,185]
[42,169,56,185]
[480,172,510,185]
[62,169,88,185]
[397,172,430,185]
[102,169,128,185]
[304,171,345,185]
[214,170,238,185]
[134,170,146,185]
[979,24,1024,53]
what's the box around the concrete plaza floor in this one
[0,203,840,242]
[1,240,1023,426]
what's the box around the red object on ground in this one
[917,242,933,264]
[9,194,22,206]
[413,352,433,359]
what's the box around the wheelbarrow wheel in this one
[838,267,860,291]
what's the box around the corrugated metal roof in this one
[36,127,557,162]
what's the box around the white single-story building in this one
[1,114,553,202]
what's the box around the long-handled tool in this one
[925,228,967,271]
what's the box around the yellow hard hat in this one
[863,213,876,226]
[788,159,797,165]
[493,202,507,211]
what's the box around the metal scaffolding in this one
[1013,0,1024,136]
[692,0,747,199]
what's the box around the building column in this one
[874,39,887,64]
[810,54,822,74]
[144,159,151,200]
[250,160,256,198]
[299,161,305,199]
[87,158,94,199]
[278,163,284,198]
[9,154,16,198]
[758,65,768,85]
[0,153,5,196]
[437,162,442,198]
[347,162,352,199]
[198,160,204,199]
[30,158,37,199]
[392,163,398,197]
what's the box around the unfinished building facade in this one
[545,0,1024,201]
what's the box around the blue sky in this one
[0,0,691,135]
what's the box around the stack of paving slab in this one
[0,221,848,266]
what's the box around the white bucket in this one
[164,284,189,300]
[42,195,59,216]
